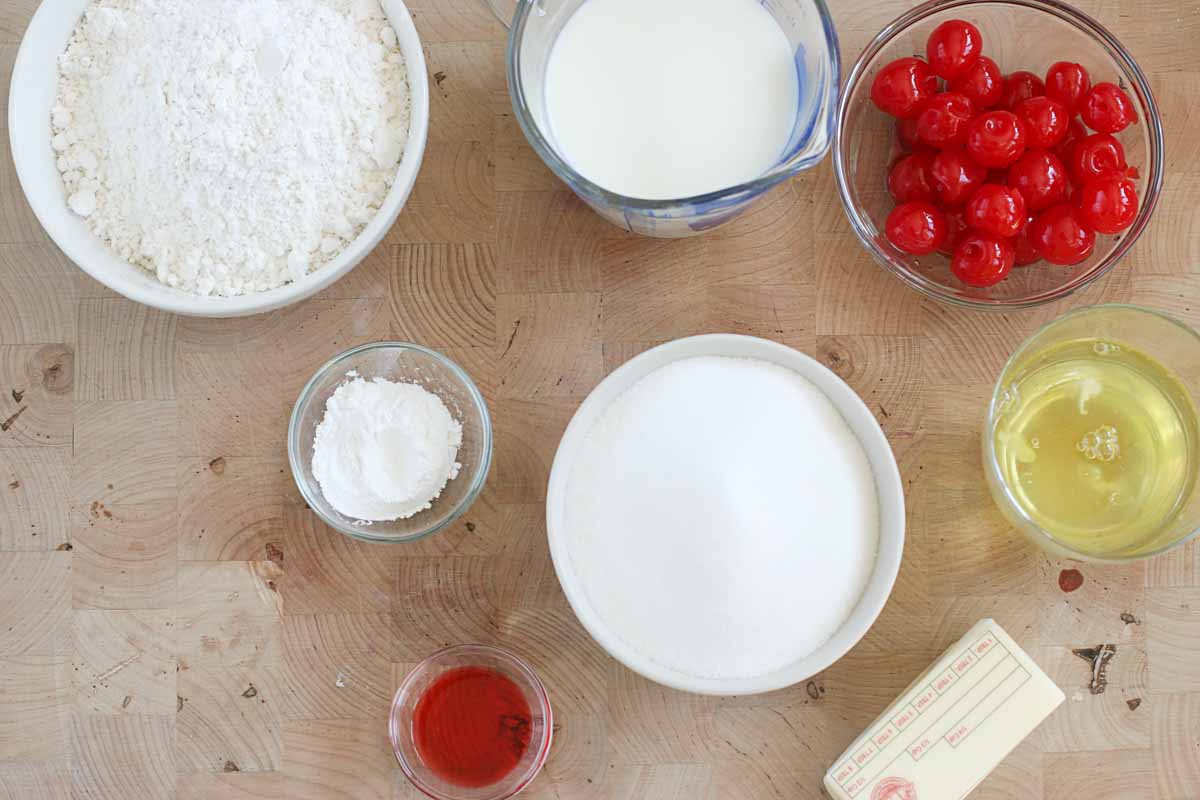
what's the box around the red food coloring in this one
[1058,568,1084,593]
[413,667,533,788]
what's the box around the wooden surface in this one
[2,0,1199,798]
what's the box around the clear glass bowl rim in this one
[832,0,1166,311]
[505,0,842,211]
[286,341,494,545]
[389,644,555,800]
[983,303,1200,563]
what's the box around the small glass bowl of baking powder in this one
[288,342,492,544]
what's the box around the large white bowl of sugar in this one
[547,334,905,696]
[8,0,428,317]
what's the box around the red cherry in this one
[952,233,1015,287]
[1001,71,1045,109]
[872,58,940,119]
[1051,117,1087,160]
[950,56,1005,109]
[1012,216,1040,266]
[915,92,976,148]
[888,153,936,203]
[1013,96,1070,150]
[966,110,1028,168]
[1078,176,1139,234]
[1045,62,1091,113]
[1029,204,1096,265]
[1068,133,1128,184]
[885,201,947,255]
[1081,82,1137,133]
[926,19,983,80]
[930,147,988,206]
[1007,150,1070,211]
[937,207,971,256]
[896,118,922,151]
[965,184,1027,238]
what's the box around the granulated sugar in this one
[52,0,411,296]
[563,356,880,680]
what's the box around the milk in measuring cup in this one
[543,0,801,200]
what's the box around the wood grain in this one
[1,1,1198,798]
[73,609,176,717]
[0,552,71,654]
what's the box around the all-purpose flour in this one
[52,0,411,296]
[563,356,880,680]
[312,377,462,522]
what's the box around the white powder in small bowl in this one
[312,377,462,522]
[562,356,880,681]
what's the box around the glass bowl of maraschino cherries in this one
[833,0,1163,309]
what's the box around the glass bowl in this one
[984,305,1200,562]
[833,0,1164,309]
[390,645,553,800]
[287,342,492,544]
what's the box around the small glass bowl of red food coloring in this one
[390,645,553,800]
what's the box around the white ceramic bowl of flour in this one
[546,334,905,695]
[8,0,428,318]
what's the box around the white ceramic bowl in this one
[546,334,906,696]
[8,0,429,318]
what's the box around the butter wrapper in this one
[824,619,1064,800]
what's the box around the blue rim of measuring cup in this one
[505,0,841,215]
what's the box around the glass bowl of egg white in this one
[288,342,492,543]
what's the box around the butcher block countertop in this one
[2,0,1200,797]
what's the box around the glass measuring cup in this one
[984,305,1200,563]
[505,0,840,237]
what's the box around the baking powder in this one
[312,377,462,522]
[563,356,880,680]
[52,0,411,296]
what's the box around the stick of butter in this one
[824,619,1064,800]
